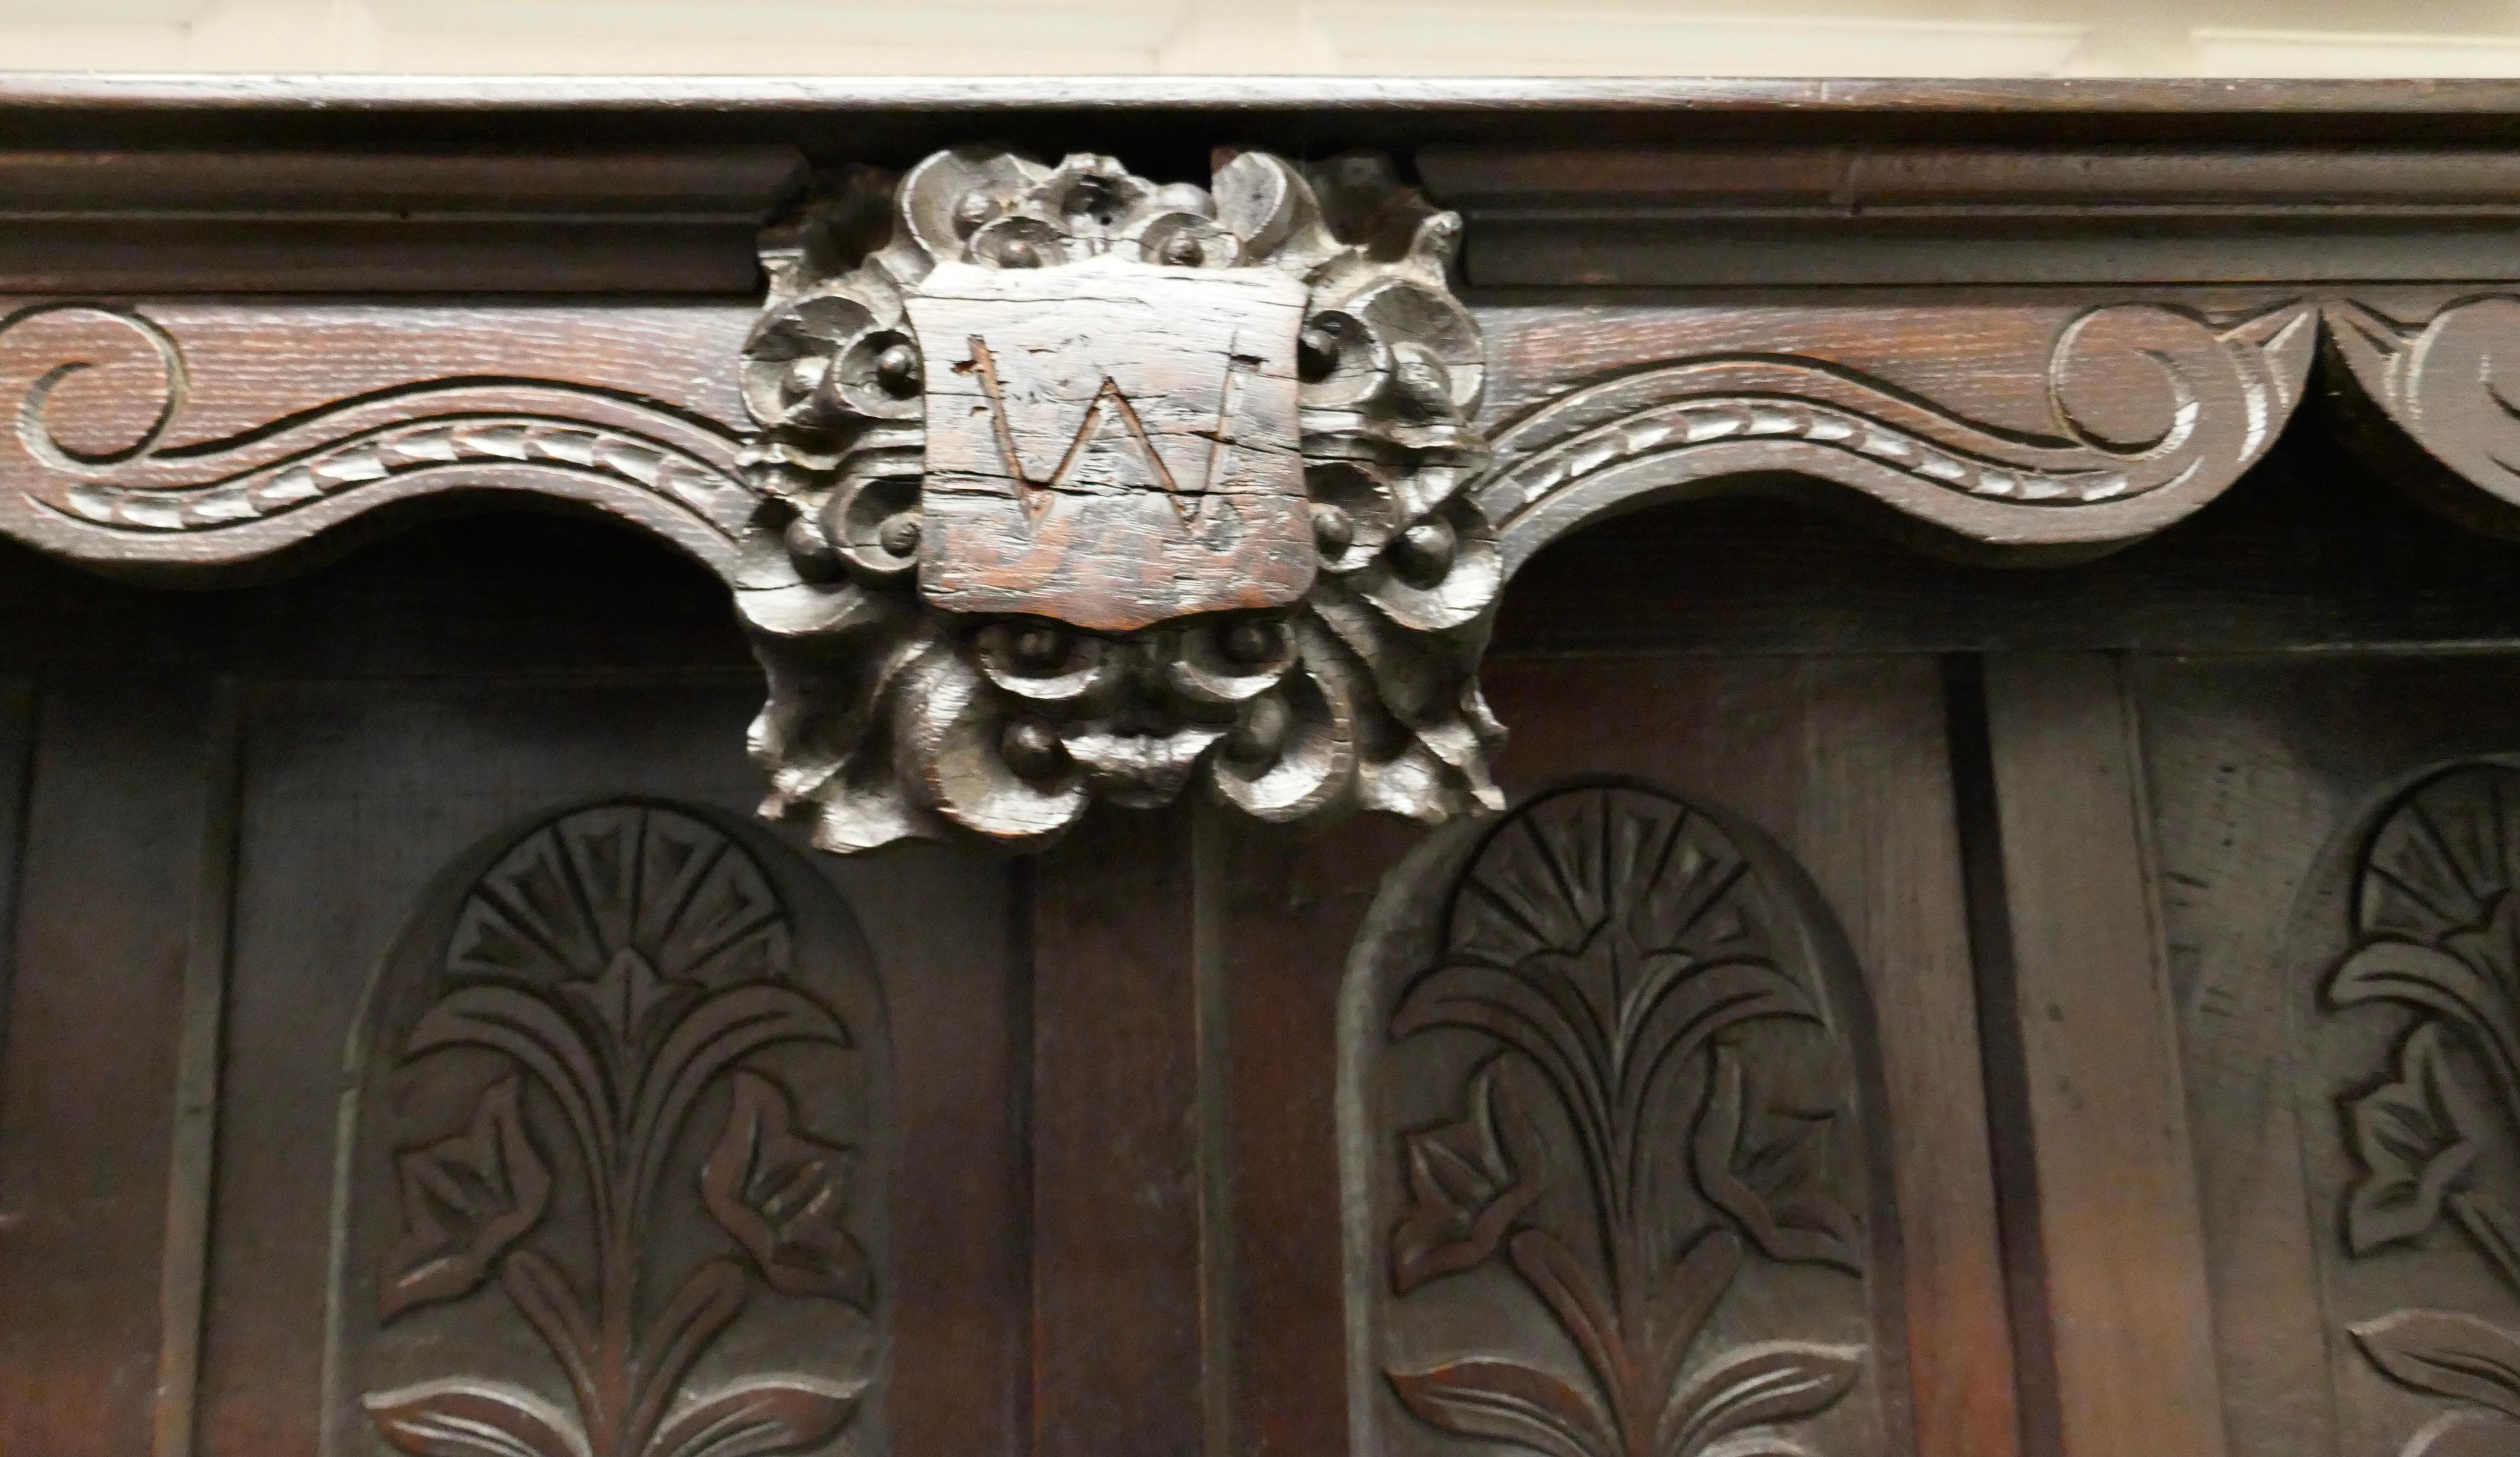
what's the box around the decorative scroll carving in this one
[1342,780,1909,1457]
[2316,764,2520,1457]
[12,222,2520,860]
[2327,296,2520,538]
[734,146,1500,852]
[1476,301,2316,572]
[327,801,888,1457]
[0,303,758,575]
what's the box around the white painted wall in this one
[3,0,2520,76]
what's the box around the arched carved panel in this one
[2296,761,2520,1457]
[1341,778,1911,1457]
[321,799,890,1457]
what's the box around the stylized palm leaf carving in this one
[2330,764,2520,1457]
[1384,784,1867,1457]
[367,804,868,1457]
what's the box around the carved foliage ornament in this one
[22,216,2520,859]
[1344,781,1908,1456]
[334,802,887,1457]
[2320,764,2520,1457]
[735,146,1500,852]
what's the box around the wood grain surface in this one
[2130,655,2520,1457]
[0,682,224,1457]
[3,78,2520,1457]
[1027,804,1214,1457]
[1982,655,2227,1457]
[1219,810,1422,1457]
[1433,145,2520,283]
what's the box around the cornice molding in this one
[6,76,2520,153]
[13,75,2520,114]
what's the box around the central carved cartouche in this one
[735,146,1501,853]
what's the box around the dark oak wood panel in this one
[0,146,802,293]
[1208,656,2019,1457]
[170,678,1022,1457]
[0,681,225,1457]
[1220,811,1421,1457]
[1493,427,2520,659]
[0,300,754,579]
[1982,656,2226,1457]
[7,74,2520,1457]
[336,800,894,1457]
[1027,806,1212,1457]
[199,680,776,1455]
[1202,655,2018,1457]
[149,682,239,1457]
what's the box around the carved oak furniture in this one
[7,76,2520,1457]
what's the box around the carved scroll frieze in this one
[736,146,1501,852]
[2326,296,2520,538]
[1476,301,2317,571]
[2304,763,2520,1457]
[0,302,763,577]
[326,800,889,1457]
[1341,779,1910,1457]
[10,182,2520,854]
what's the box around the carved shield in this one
[910,257,1312,632]
[737,146,1501,851]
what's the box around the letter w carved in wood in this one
[957,334,1259,532]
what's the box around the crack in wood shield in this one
[912,257,1309,630]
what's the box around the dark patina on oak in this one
[6,78,2520,1457]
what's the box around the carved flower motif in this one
[380,1076,551,1319]
[366,1370,864,1457]
[560,948,700,1054]
[702,1068,872,1307]
[2347,1022,2493,1254]
[1392,1057,1545,1294]
[1692,1044,1862,1274]
[368,807,874,1457]
[1384,786,1868,1457]
[2333,766,2520,1111]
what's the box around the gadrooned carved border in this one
[1339,778,1912,1457]
[323,798,890,1457]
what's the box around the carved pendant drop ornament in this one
[737,146,1501,852]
